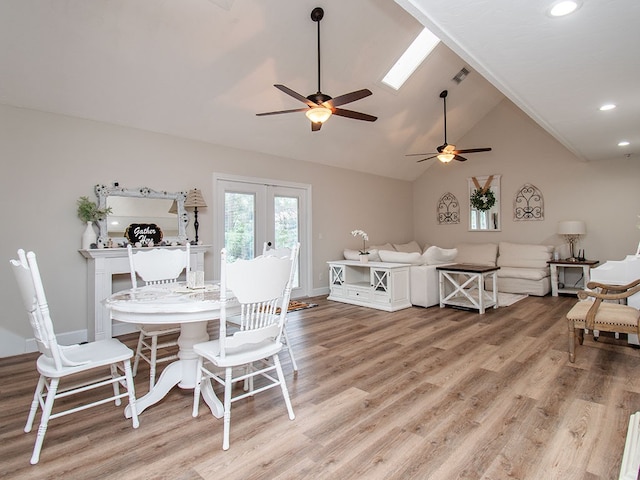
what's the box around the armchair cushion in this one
[566,301,640,328]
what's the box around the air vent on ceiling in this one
[452,67,469,84]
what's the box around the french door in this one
[213,174,310,298]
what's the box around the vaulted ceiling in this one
[0,0,637,181]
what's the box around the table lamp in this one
[185,188,207,244]
[557,220,586,261]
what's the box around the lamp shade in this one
[168,200,178,214]
[185,189,207,209]
[558,220,586,235]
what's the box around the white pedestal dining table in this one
[105,283,236,419]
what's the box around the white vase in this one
[82,221,97,250]
[359,254,369,264]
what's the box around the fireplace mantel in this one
[80,245,209,340]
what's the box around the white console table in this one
[80,245,209,341]
[327,260,411,312]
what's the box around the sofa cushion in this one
[497,242,553,269]
[378,250,423,265]
[422,246,458,265]
[497,266,550,281]
[454,243,498,266]
[370,243,395,252]
[393,241,422,253]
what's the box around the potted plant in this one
[77,196,111,249]
[351,229,370,263]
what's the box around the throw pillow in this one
[393,240,422,253]
[344,248,381,262]
[343,249,360,261]
[422,246,458,265]
[370,243,395,252]
[378,250,423,265]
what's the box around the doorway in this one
[213,173,311,298]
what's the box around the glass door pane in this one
[273,195,299,249]
[224,191,255,262]
[273,194,299,287]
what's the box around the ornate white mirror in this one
[468,174,501,231]
[95,184,188,246]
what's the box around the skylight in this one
[382,28,440,90]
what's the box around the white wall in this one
[4,98,639,357]
[413,99,640,261]
[0,104,413,356]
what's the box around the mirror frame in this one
[468,174,501,232]
[95,184,188,246]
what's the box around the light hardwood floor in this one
[2,295,640,479]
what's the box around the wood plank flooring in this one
[2,295,640,479]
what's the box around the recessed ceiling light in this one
[618,141,630,147]
[548,0,580,17]
[599,104,616,111]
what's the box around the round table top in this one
[105,282,236,322]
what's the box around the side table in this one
[547,259,599,296]
[437,263,500,314]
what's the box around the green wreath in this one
[470,188,496,211]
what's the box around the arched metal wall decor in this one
[437,192,460,224]
[513,183,544,221]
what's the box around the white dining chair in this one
[127,244,190,387]
[10,249,139,465]
[192,245,298,450]
[262,242,301,372]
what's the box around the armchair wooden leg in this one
[568,320,576,363]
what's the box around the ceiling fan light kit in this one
[305,107,332,124]
[256,7,377,131]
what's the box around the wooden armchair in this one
[566,279,640,362]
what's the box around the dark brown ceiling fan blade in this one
[311,121,322,132]
[406,152,437,157]
[333,108,377,122]
[454,155,467,162]
[452,147,492,154]
[324,89,372,108]
[256,107,309,117]
[416,155,437,163]
[273,84,318,107]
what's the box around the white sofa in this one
[342,240,554,308]
[455,242,554,297]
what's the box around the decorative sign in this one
[125,224,163,245]
[437,192,460,224]
[513,183,544,221]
